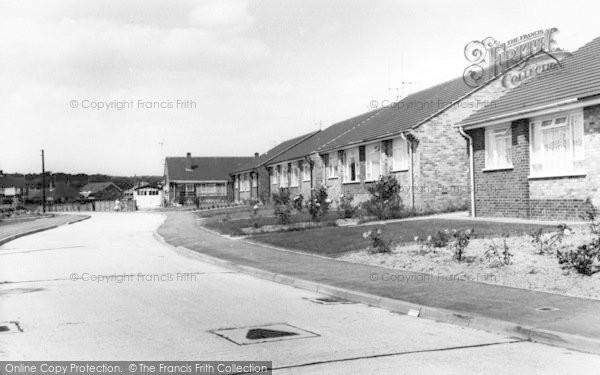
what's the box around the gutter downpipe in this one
[458,126,475,217]
[400,133,415,211]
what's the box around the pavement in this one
[157,211,600,354]
[0,214,90,245]
[1,212,599,373]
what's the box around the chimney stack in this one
[254,152,259,158]
[185,152,192,171]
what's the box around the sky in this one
[1,0,599,176]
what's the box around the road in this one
[0,212,598,374]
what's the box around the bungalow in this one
[0,173,25,205]
[459,36,600,220]
[264,51,563,212]
[79,182,123,201]
[164,153,252,205]
[231,131,318,204]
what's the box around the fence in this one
[46,200,136,212]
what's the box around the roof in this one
[461,37,600,126]
[318,76,482,151]
[231,131,318,173]
[0,175,25,188]
[166,156,253,181]
[268,109,385,164]
[80,182,122,193]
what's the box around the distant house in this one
[133,184,164,209]
[79,182,123,201]
[164,153,252,205]
[230,131,318,203]
[0,173,25,205]
[459,37,600,220]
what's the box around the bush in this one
[430,229,451,248]
[272,189,291,206]
[530,224,570,255]
[556,237,600,276]
[363,227,393,254]
[484,234,512,267]
[452,228,473,262]
[581,199,600,234]
[291,194,304,212]
[337,192,357,219]
[363,175,403,220]
[307,185,330,221]
[274,204,292,225]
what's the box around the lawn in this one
[248,219,558,257]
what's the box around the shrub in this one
[274,204,292,225]
[430,229,451,248]
[291,194,304,212]
[452,228,473,262]
[484,234,512,267]
[556,237,600,276]
[363,175,403,220]
[307,185,330,221]
[272,189,291,206]
[530,224,571,255]
[337,192,357,219]
[363,227,393,254]
[581,199,600,234]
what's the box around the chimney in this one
[185,152,192,171]
[254,152,259,158]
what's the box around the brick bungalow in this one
[231,131,318,204]
[164,153,252,205]
[459,37,600,220]
[263,52,566,212]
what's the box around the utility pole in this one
[41,149,46,213]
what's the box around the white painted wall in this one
[133,188,164,209]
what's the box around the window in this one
[291,165,299,187]
[328,152,338,178]
[302,162,311,181]
[485,125,513,169]
[184,184,195,197]
[365,143,382,181]
[252,174,258,189]
[281,164,288,187]
[530,111,584,177]
[393,137,409,171]
[343,148,359,182]
[242,175,250,192]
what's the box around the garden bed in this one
[339,225,600,300]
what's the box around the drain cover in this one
[212,323,319,345]
[536,307,559,312]
[246,328,298,340]
[305,297,355,305]
[0,322,21,334]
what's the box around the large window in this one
[343,148,359,183]
[530,111,584,177]
[485,124,513,169]
[393,137,409,171]
[302,162,311,181]
[328,152,338,179]
[280,164,288,187]
[365,143,382,181]
[271,169,278,185]
[290,165,299,187]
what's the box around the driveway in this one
[0,212,598,373]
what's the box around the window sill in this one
[482,166,514,172]
[302,179,311,182]
[342,181,361,185]
[391,169,409,173]
[528,172,587,180]
[327,177,339,180]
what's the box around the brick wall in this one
[469,119,530,218]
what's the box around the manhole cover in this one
[0,322,22,334]
[211,323,319,345]
[536,307,559,312]
[305,297,355,305]
[246,328,298,340]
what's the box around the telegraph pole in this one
[41,149,46,213]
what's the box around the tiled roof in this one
[231,131,318,173]
[268,109,384,164]
[80,182,122,193]
[318,76,478,151]
[0,175,25,188]
[166,156,252,182]
[461,37,600,125]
